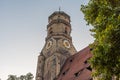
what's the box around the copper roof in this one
[56,46,93,80]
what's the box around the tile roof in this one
[56,46,93,80]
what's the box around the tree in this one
[7,73,34,80]
[19,75,26,80]
[25,73,34,80]
[7,75,17,80]
[81,0,120,80]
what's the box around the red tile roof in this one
[56,46,93,80]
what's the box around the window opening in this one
[70,59,73,62]
[87,66,92,71]
[62,68,69,76]
[50,31,53,34]
[84,60,87,64]
[62,72,65,75]
[65,27,68,34]
[74,69,84,77]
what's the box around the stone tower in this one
[36,11,77,80]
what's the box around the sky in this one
[0,0,94,80]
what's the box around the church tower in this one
[36,11,77,80]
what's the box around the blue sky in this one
[0,0,94,80]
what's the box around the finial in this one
[59,6,61,12]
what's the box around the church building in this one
[36,11,92,80]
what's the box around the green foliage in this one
[81,0,120,79]
[7,75,17,80]
[25,73,34,80]
[7,73,34,80]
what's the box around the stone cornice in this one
[49,11,70,20]
[47,19,71,29]
[46,33,72,41]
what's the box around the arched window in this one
[65,27,68,34]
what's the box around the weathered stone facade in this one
[36,11,77,80]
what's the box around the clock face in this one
[63,40,70,48]
[46,40,52,49]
